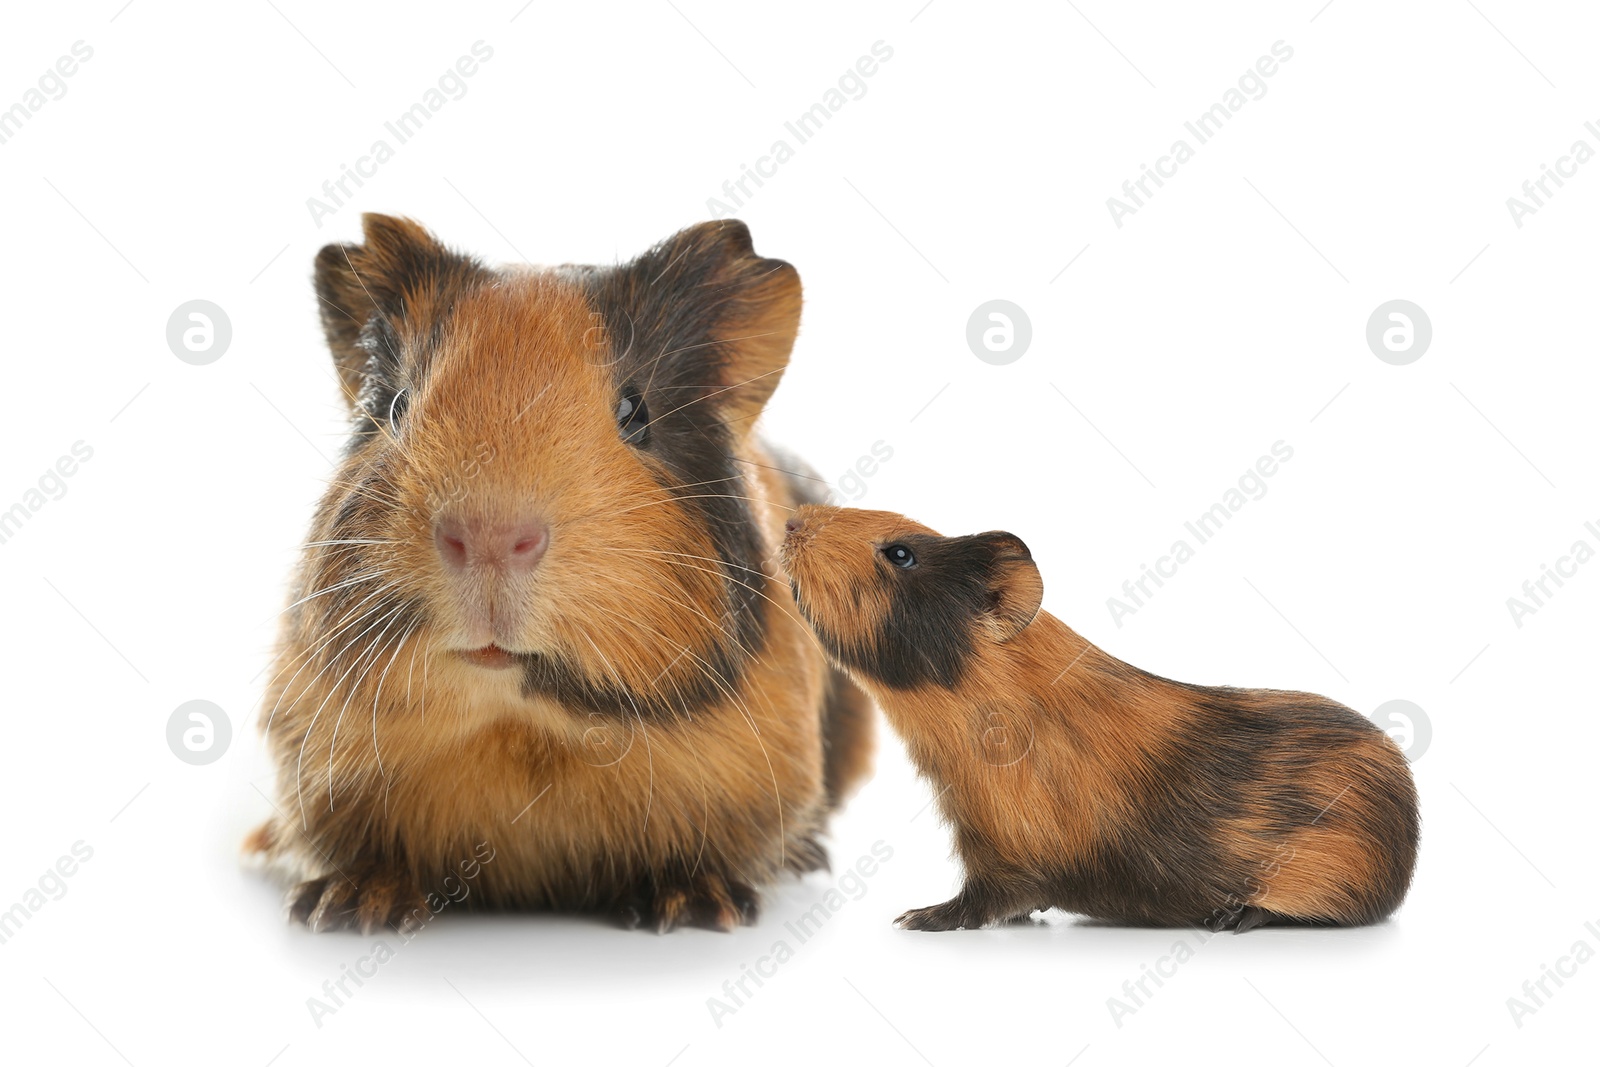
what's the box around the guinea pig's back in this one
[1184,685,1420,923]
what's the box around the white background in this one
[1,1,1596,1064]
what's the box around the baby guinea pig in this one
[780,505,1419,932]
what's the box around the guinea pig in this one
[779,505,1419,932]
[244,214,874,933]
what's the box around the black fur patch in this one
[814,533,1013,690]
[515,641,744,722]
[349,315,408,444]
[315,234,489,447]
[1016,685,1419,926]
[517,231,779,721]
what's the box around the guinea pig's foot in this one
[241,818,278,857]
[1207,903,1271,934]
[784,832,830,875]
[287,870,429,935]
[614,876,761,934]
[1233,906,1271,934]
[895,898,978,932]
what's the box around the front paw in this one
[895,899,972,932]
[288,869,430,935]
[615,875,761,934]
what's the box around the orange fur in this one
[782,505,1419,930]
[253,217,871,932]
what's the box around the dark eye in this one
[882,543,916,569]
[616,387,649,445]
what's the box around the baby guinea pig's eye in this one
[616,386,650,446]
[882,543,917,569]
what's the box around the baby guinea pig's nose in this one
[434,514,550,574]
[784,516,806,535]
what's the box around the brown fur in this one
[781,505,1419,931]
[249,216,872,933]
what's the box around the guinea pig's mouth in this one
[456,644,522,670]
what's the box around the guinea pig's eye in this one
[616,387,650,446]
[882,543,917,569]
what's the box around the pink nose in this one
[434,514,550,573]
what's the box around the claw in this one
[1208,903,1274,933]
[895,900,966,931]
[730,882,760,925]
[286,870,428,934]
[1233,906,1271,935]
[614,876,762,933]
[288,876,331,926]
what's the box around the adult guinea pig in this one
[779,504,1419,933]
[245,215,874,933]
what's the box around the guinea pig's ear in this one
[978,532,1044,642]
[612,219,801,428]
[313,214,483,411]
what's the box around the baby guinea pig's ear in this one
[602,219,801,428]
[978,532,1044,642]
[313,213,485,412]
